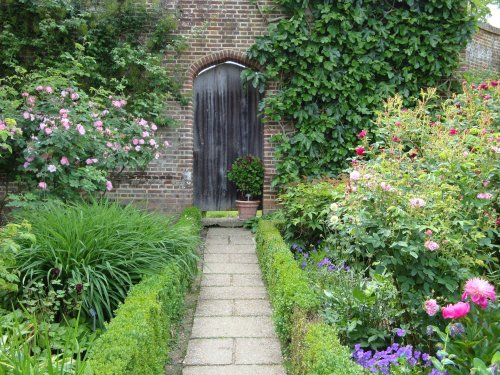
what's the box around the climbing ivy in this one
[245,0,478,186]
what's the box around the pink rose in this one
[424,240,439,251]
[149,139,156,146]
[132,139,139,145]
[477,192,493,200]
[350,171,361,181]
[76,124,85,135]
[44,127,52,135]
[442,302,470,319]
[355,147,366,156]
[47,164,57,173]
[45,86,53,94]
[449,128,458,135]
[106,180,113,191]
[60,156,69,166]
[425,229,433,236]
[424,299,439,316]
[357,130,368,139]
[410,198,426,208]
[38,181,47,190]
[151,124,158,131]
[71,92,79,101]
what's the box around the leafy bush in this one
[14,201,199,326]
[256,220,362,374]
[245,0,477,185]
[278,180,345,243]
[327,83,499,337]
[3,86,165,201]
[85,261,192,375]
[227,155,264,200]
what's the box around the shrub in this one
[227,155,264,200]
[84,261,191,375]
[328,84,499,336]
[278,180,345,243]
[14,201,199,326]
[256,220,363,374]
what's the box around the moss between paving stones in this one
[256,220,364,375]
[85,208,202,375]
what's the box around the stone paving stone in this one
[183,338,233,365]
[205,237,229,245]
[208,228,248,236]
[230,236,256,245]
[195,299,233,316]
[205,244,255,254]
[204,253,231,263]
[182,365,286,375]
[230,253,259,264]
[201,274,231,287]
[191,317,276,338]
[232,274,265,287]
[203,263,261,274]
[235,338,283,364]
[199,286,268,300]
[234,299,272,316]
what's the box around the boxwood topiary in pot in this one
[227,155,264,220]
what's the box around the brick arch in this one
[188,50,261,80]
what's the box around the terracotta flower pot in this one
[235,200,260,220]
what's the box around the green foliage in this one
[227,155,265,199]
[14,201,199,327]
[326,84,499,338]
[0,221,34,295]
[256,220,362,373]
[245,0,477,186]
[299,322,364,375]
[85,261,191,375]
[278,180,345,243]
[0,0,184,125]
[0,118,21,157]
[0,309,94,375]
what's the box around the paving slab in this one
[184,338,233,365]
[182,228,284,374]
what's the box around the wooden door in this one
[193,62,262,211]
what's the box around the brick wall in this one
[460,23,500,73]
[108,0,282,213]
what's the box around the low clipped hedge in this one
[85,207,202,375]
[256,220,363,375]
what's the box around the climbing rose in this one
[350,171,361,181]
[424,240,439,251]
[38,181,47,190]
[449,128,458,135]
[410,198,426,207]
[355,147,366,156]
[442,302,470,319]
[462,278,496,309]
[357,130,368,138]
[477,192,493,200]
[424,299,439,316]
[106,180,113,191]
[60,156,69,166]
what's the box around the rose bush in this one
[5,85,167,200]
[325,83,498,338]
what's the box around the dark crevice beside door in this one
[193,62,262,211]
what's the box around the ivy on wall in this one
[245,0,478,186]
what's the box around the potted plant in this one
[227,155,264,220]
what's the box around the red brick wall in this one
[108,0,282,213]
[460,23,500,73]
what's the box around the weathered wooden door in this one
[193,62,262,211]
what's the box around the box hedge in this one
[85,207,202,375]
[256,220,363,375]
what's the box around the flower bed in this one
[272,82,499,374]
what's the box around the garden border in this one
[84,207,202,375]
[255,220,364,374]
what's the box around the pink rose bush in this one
[6,86,168,199]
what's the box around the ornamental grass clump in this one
[14,200,199,327]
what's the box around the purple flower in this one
[396,328,406,337]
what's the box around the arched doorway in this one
[193,61,263,211]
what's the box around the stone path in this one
[183,228,286,375]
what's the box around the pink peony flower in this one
[60,156,69,166]
[462,278,496,309]
[350,170,361,181]
[442,302,470,319]
[491,81,498,87]
[355,147,366,156]
[477,192,493,200]
[424,299,439,316]
[76,124,85,135]
[357,130,368,138]
[424,240,439,251]
[449,128,458,135]
[106,180,113,191]
[38,181,47,190]
[410,198,426,208]
[47,164,57,173]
